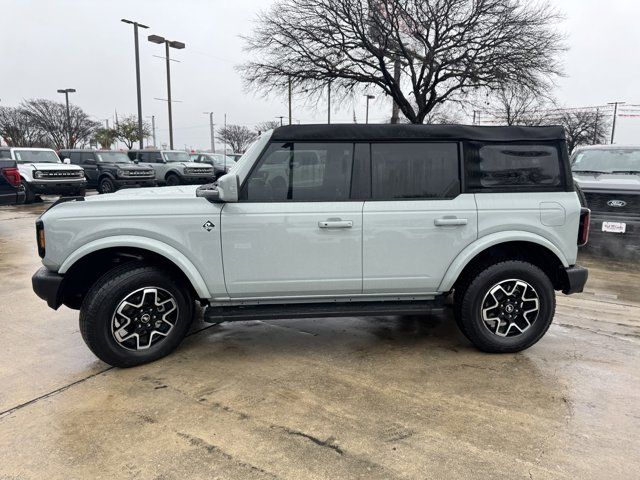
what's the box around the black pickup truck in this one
[0,158,25,205]
[572,145,640,260]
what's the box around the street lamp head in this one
[57,89,76,94]
[169,41,185,50]
[366,94,375,99]
[148,34,166,44]
[122,19,149,28]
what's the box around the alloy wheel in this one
[481,279,540,338]
[111,287,179,351]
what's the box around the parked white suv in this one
[0,147,86,203]
[127,149,215,186]
[32,125,589,367]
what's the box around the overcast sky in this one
[1,0,639,149]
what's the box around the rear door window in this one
[371,143,460,200]
[466,143,562,191]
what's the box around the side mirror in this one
[217,173,239,202]
[63,158,71,164]
[196,173,239,203]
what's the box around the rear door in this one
[221,141,363,298]
[79,152,99,186]
[362,142,478,294]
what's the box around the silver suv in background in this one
[0,147,86,203]
[127,149,214,186]
[190,152,235,179]
[32,125,589,367]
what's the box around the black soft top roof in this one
[271,124,566,143]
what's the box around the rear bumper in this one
[561,265,589,295]
[32,267,64,310]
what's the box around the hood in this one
[86,185,199,202]
[573,172,640,192]
[167,161,211,169]
[24,163,83,171]
[101,163,152,171]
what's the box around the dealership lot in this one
[0,200,639,480]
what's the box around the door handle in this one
[318,219,353,229]
[434,217,468,227]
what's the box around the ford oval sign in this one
[607,200,627,208]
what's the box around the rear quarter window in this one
[465,143,563,192]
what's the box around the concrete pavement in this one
[0,200,639,479]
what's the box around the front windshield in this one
[163,151,191,162]
[14,150,60,164]
[96,152,131,164]
[573,149,640,173]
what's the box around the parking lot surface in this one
[0,200,639,480]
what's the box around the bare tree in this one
[240,0,565,124]
[255,120,281,134]
[0,106,48,147]
[218,125,257,153]
[490,84,553,126]
[115,115,151,149]
[21,99,99,149]
[550,110,610,154]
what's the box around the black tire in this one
[165,173,181,186]
[79,263,194,367]
[73,188,86,197]
[22,180,36,204]
[98,177,116,194]
[454,260,555,353]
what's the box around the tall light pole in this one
[121,19,149,149]
[146,115,156,147]
[608,101,625,144]
[203,112,215,152]
[276,115,285,126]
[327,81,332,124]
[57,88,76,148]
[148,34,185,149]
[288,77,292,125]
[365,94,375,124]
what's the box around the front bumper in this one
[114,178,156,189]
[32,267,64,310]
[31,180,87,195]
[561,265,589,295]
[181,175,216,185]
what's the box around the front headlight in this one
[117,169,125,178]
[34,171,43,179]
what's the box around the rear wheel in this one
[79,263,194,367]
[99,177,116,194]
[454,260,555,353]
[165,173,181,186]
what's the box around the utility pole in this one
[608,102,625,144]
[288,77,292,125]
[327,80,331,124]
[390,59,401,124]
[365,94,375,124]
[203,112,215,152]
[148,34,185,150]
[57,88,76,148]
[147,115,156,147]
[593,108,600,145]
[121,19,149,149]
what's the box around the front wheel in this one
[454,261,556,353]
[98,177,116,194]
[79,263,194,367]
[165,173,181,186]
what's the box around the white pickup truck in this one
[0,147,86,203]
[32,125,589,367]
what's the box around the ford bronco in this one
[32,125,589,367]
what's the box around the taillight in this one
[578,208,590,247]
[1,167,21,187]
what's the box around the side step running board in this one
[203,298,445,324]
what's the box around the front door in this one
[80,152,99,187]
[221,141,363,298]
[362,142,478,293]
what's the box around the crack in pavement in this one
[271,425,344,455]
[0,322,218,420]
